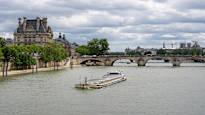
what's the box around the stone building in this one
[5,38,14,45]
[54,33,71,53]
[54,33,79,57]
[14,17,53,45]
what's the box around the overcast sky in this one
[0,0,205,51]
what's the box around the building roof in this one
[54,33,70,46]
[5,38,14,45]
[16,17,52,33]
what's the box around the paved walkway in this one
[0,65,71,78]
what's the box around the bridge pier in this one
[172,61,181,67]
[104,59,113,66]
[171,58,181,67]
[137,60,147,66]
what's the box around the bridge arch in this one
[147,57,171,63]
[110,58,135,66]
[144,57,172,66]
[136,57,150,66]
[80,59,104,66]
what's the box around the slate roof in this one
[54,33,71,47]
[16,18,51,33]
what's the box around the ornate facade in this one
[14,17,53,45]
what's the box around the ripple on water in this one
[0,65,205,115]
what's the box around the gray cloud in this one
[0,0,205,51]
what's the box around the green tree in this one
[126,51,142,56]
[7,45,37,70]
[40,44,54,67]
[0,37,5,67]
[51,43,68,70]
[76,38,109,56]
[0,37,6,48]
[87,39,100,55]
[2,46,13,77]
[40,43,68,70]
[76,45,90,55]
[87,38,109,55]
[157,49,167,56]
[99,39,109,54]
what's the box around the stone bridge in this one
[71,56,205,67]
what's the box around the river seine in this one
[0,62,205,115]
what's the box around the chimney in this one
[36,17,40,32]
[59,32,62,38]
[43,17,47,28]
[18,18,22,27]
[63,34,66,40]
[23,17,27,31]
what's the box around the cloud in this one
[170,0,205,10]
[0,0,205,51]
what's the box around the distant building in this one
[54,33,79,57]
[125,47,132,54]
[203,48,205,54]
[180,43,186,49]
[71,42,79,48]
[14,17,53,45]
[144,49,157,56]
[187,42,192,48]
[192,41,200,48]
[135,46,144,52]
[5,38,14,45]
[54,33,71,53]
[163,42,166,49]
[124,47,158,56]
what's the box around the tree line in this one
[124,48,204,56]
[157,48,204,56]
[0,37,68,77]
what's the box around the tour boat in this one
[75,71,127,89]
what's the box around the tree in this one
[157,49,167,56]
[0,37,6,48]
[51,43,68,70]
[40,44,54,67]
[6,45,37,70]
[98,39,109,55]
[76,38,109,56]
[2,46,12,77]
[126,51,141,56]
[76,45,90,55]
[87,38,100,55]
[87,38,109,55]
[40,43,68,70]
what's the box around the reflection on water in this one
[0,63,205,115]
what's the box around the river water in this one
[0,62,205,115]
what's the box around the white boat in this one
[75,71,127,89]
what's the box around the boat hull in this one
[75,76,127,89]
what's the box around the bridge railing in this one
[75,55,204,59]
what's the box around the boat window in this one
[108,72,120,75]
